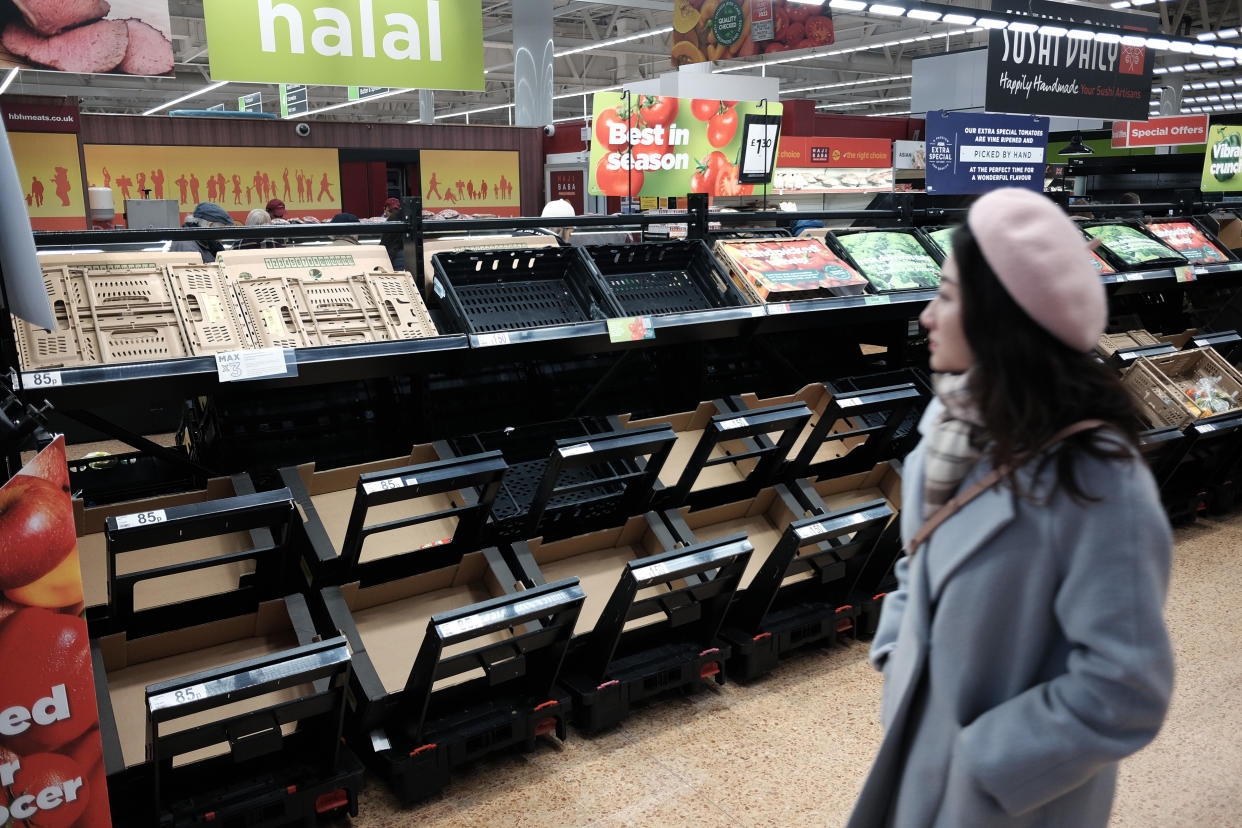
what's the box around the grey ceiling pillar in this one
[513,0,554,127]
[419,89,435,124]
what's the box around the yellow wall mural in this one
[9,132,86,230]
[421,149,519,217]
[83,144,343,224]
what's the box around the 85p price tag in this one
[22,371,62,388]
[115,509,167,530]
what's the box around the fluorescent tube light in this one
[868,4,906,17]
[143,80,229,116]
[907,9,941,21]
[943,14,976,25]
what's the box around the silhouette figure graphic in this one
[25,193,31,206]
[136,171,147,195]
[443,189,458,204]
[467,180,475,200]
[115,174,132,201]
[246,186,252,202]
[215,174,226,203]
[426,172,442,199]
[481,180,488,200]
[317,173,333,202]
[232,174,242,204]
[151,169,165,199]
[283,168,291,200]
[53,167,71,206]
[253,171,263,200]
[206,176,217,201]
[175,174,188,203]
[102,167,111,188]
[189,173,200,204]
[296,171,305,202]
[31,176,43,206]
[455,179,465,198]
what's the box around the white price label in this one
[433,278,446,299]
[864,295,892,305]
[364,477,406,495]
[215,347,291,382]
[22,371,62,388]
[1125,272,1145,281]
[171,683,208,704]
[561,443,594,457]
[837,397,863,408]
[719,417,749,430]
[477,332,511,347]
[769,303,793,315]
[795,522,826,540]
[1199,423,1216,432]
[115,509,167,530]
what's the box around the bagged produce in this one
[714,237,869,301]
[1084,223,1183,267]
[835,231,942,291]
[1145,221,1229,264]
[927,227,955,257]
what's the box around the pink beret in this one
[966,188,1107,352]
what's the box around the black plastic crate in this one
[431,247,622,334]
[582,240,752,316]
[825,227,945,291]
[826,367,933,458]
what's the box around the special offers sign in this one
[985,0,1155,121]
[1113,115,1208,148]
[0,437,112,826]
[206,0,483,89]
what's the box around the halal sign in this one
[927,136,953,172]
[1119,44,1145,75]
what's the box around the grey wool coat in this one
[847,400,1174,828]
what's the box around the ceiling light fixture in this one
[0,68,18,97]
[829,0,868,10]
[1057,132,1095,156]
[907,9,941,21]
[143,80,229,116]
[1040,25,1069,37]
[299,87,408,118]
[943,14,976,25]
[868,4,907,17]
[1009,22,1038,33]
[976,17,1008,29]
[555,25,673,58]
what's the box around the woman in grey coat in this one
[848,189,1174,828]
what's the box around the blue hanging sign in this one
[925,110,1050,195]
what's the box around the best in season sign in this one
[589,94,783,198]
[0,437,113,827]
[1112,115,1209,148]
[205,0,484,89]
[985,0,1156,121]
[1202,123,1242,192]
[925,110,1050,195]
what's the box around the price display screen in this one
[737,114,783,184]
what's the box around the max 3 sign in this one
[206,0,484,89]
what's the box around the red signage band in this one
[777,136,892,169]
[1112,115,1209,148]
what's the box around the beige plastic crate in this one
[232,277,310,349]
[218,245,393,282]
[1096,329,1159,357]
[73,267,179,322]
[1123,347,1242,428]
[365,272,439,339]
[167,264,254,356]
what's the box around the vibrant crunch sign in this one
[588,93,783,197]
[1112,115,1208,149]
[205,0,483,90]
[1202,123,1242,192]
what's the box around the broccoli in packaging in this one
[1084,224,1184,267]
[927,228,955,258]
[836,231,942,291]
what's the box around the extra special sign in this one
[1112,115,1209,148]
[925,110,1049,195]
[985,0,1156,121]
[205,0,483,90]
[0,437,112,827]
[589,94,783,198]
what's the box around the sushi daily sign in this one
[925,110,1049,195]
[205,0,483,89]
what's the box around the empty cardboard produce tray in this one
[1097,330,1160,358]
[365,272,439,339]
[582,240,752,315]
[232,276,311,348]
[431,247,621,334]
[74,475,260,621]
[167,263,254,355]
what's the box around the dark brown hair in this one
[951,224,1140,501]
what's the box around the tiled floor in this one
[335,512,1242,827]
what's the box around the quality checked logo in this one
[1119,45,1145,76]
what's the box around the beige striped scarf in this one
[923,371,986,520]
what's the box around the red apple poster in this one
[0,437,112,826]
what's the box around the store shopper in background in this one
[540,198,576,243]
[170,202,233,263]
[382,197,407,270]
[329,213,361,245]
[848,189,1173,828]
[237,208,281,250]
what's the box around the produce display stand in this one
[90,488,362,826]
[612,400,813,510]
[664,484,894,681]
[296,452,586,802]
[582,240,751,317]
[509,526,753,733]
[436,418,678,542]
[786,461,906,638]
